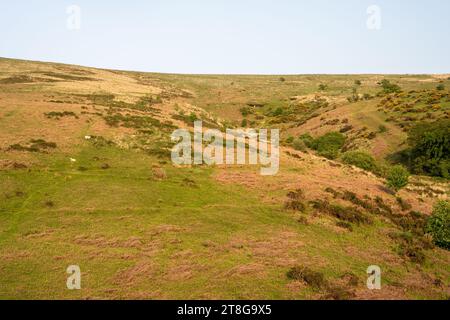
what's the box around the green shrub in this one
[285,189,306,212]
[407,120,450,178]
[272,107,283,117]
[8,139,57,153]
[311,200,373,225]
[311,132,346,160]
[363,93,372,100]
[292,138,306,151]
[398,243,426,264]
[386,165,410,192]
[299,133,314,148]
[239,107,252,117]
[436,84,445,91]
[426,201,450,250]
[341,151,378,172]
[286,136,294,144]
[396,197,412,211]
[286,266,328,290]
[44,111,77,119]
[378,125,387,133]
[298,216,309,225]
[188,112,198,123]
[336,221,353,231]
[379,79,401,94]
[324,286,355,300]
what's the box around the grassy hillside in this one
[0,57,449,299]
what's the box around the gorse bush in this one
[272,107,283,117]
[407,120,450,178]
[426,201,450,250]
[386,165,410,192]
[285,189,306,212]
[292,138,307,152]
[286,266,327,290]
[311,132,346,160]
[311,199,373,225]
[379,79,401,94]
[378,125,387,133]
[299,133,314,148]
[239,106,252,117]
[341,150,378,173]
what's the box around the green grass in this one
[2,143,444,299]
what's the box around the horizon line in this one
[1,56,449,77]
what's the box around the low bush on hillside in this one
[9,139,57,153]
[311,199,373,225]
[310,132,346,159]
[379,79,402,94]
[386,165,410,193]
[292,138,307,152]
[286,266,355,299]
[426,201,450,250]
[0,75,36,84]
[285,189,306,212]
[286,266,327,290]
[336,221,353,231]
[378,125,387,133]
[396,197,412,211]
[341,150,378,173]
[299,133,314,148]
[406,120,449,178]
[44,111,78,119]
[239,106,252,117]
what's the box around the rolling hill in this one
[0,57,448,299]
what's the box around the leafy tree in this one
[436,84,445,91]
[407,120,450,178]
[386,165,410,192]
[426,201,450,250]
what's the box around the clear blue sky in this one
[1,0,449,74]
